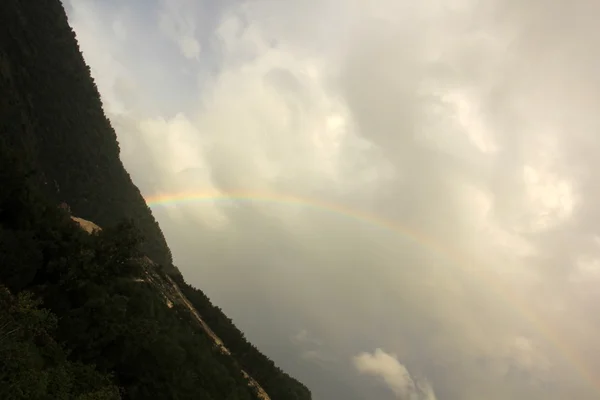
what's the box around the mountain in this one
[0,0,311,399]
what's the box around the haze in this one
[63,0,600,399]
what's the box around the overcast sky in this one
[63,0,600,399]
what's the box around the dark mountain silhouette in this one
[0,0,311,399]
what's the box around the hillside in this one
[0,0,311,399]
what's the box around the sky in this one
[62,0,600,399]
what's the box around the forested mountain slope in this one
[0,0,174,271]
[0,0,311,399]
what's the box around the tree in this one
[0,286,120,400]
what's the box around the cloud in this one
[354,349,415,397]
[354,349,437,400]
[158,0,201,60]
[65,0,600,399]
[291,329,322,347]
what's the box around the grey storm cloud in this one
[65,0,600,399]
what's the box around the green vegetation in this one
[0,0,174,272]
[0,286,121,400]
[0,141,260,399]
[176,278,312,400]
[0,0,311,399]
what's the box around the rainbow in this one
[145,189,598,394]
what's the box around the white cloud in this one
[354,349,415,396]
[291,329,322,346]
[158,0,202,60]
[66,0,600,398]
[354,349,437,400]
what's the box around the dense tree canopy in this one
[0,140,260,399]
